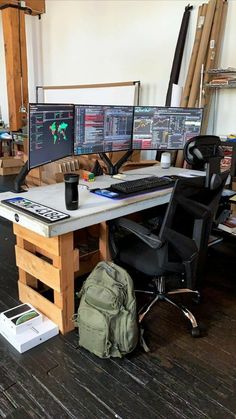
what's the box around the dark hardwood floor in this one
[0,177,236,418]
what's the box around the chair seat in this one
[119,236,183,277]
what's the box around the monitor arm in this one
[13,161,29,193]
[99,150,133,175]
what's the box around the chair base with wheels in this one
[137,276,201,337]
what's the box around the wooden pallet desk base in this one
[13,222,110,334]
[14,223,77,334]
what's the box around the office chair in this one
[108,172,228,338]
[184,135,233,224]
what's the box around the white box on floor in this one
[0,303,43,335]
[0,304,59,353]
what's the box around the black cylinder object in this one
[64,173,79,210]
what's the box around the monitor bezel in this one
[28,102,75,170]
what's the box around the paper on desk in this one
[230,194,236,202]
[177,172,200,177]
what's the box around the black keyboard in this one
[110,176,173,195]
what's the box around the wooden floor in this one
[0,198,236,417]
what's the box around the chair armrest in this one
[114,218,163,249]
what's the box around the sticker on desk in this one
[1,197,70,223]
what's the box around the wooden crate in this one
[0,156,24,175]
[13,222,109,334]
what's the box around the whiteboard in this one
[37,82,140,106]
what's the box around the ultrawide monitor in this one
[28,103,74,169]
[74,104,133,155]
[132,106,203,150]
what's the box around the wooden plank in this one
[0,392,16,418]
[48,347,160,419]
[76,250,100,277]
[1,8,22,130]
[16,236,38,288]
[18,266,38,288]
[188,0,217,107]
[42,81,139,90]
[0,366,16,391]
[3,358,90,419]
[15,245,61,292]
[13,224,60,255]
[99,221,111,260]
[18,282,66,332]
[25,0,45,14]
[34,246,79,273]
[55,233,74,332]
[0,0,45,15]
[19,8,28,127]
[1,357,78,419]
[0,0,17,6]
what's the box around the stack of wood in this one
[176,0,228,167]
[25,150,151,187]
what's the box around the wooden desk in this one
[0,166,203,333]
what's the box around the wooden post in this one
[1,7,26,131]
[0,0,45,130]
[188,0,217,107]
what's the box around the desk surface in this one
[0,166,203,238]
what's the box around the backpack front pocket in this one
[78,305,111,358]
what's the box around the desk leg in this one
[99,221,111,261]
[13,224,75,334]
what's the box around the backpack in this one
[76,261,139,358]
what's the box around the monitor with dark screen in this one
[132,106,203,150]
[74,104,133,155]
[28,103,74,170]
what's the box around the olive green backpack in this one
[76,261,139,358]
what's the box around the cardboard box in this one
[0,156,24,175]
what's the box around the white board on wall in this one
[37,81,140,106]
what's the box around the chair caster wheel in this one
[191,326,201,338]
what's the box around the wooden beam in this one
[0,0,45,15]
[2,7,23,130]
[25,0,45,15]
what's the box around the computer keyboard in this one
[110,176,174,195]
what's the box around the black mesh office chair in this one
[108,171,228,338]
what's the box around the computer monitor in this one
[74,104,134,155]
[28,103,74,170]
[74,104,134,175]
[132,106,203,150]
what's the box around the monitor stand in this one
[99,150,133,176]
[13,161,29,193]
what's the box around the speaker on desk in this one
[160,152,171,169]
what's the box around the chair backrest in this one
[159,171,229,286]
[183,135,225,189]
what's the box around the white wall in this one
[0,0,236,136]
[39,0,196,106]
